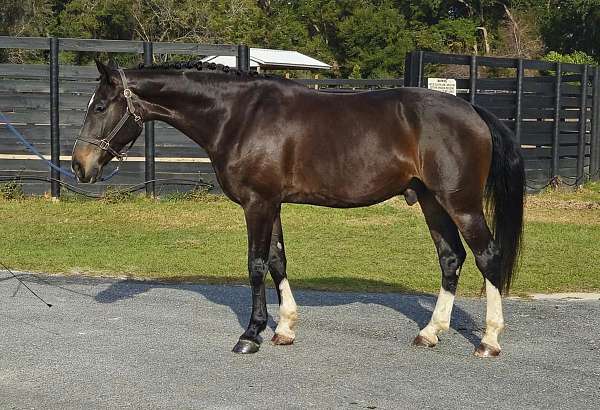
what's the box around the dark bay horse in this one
[71,60,525,357]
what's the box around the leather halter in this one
[76,69,143,161]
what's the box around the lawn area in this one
[0,184,599,296]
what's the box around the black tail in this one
[473,105,525,294]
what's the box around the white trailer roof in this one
[202,48,331,70]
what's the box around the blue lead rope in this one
[0,110,119,181]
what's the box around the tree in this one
[0,0,52,62]
[337,1,412,78]
[52,0,135,40]
[0,0,52,36]
[542,0,600,60]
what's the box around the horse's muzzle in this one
[72,158,100,183]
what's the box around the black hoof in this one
[232,339,260,354]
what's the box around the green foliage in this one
[52,0,134,40]
[542,0,600,60]
[161,186,218,203]
[543,51,597,66]
[336,2,411,78]
[0,0,52,36]
[0,180,25,200]
[3,0,599,77]
[0,0,52,63]
[349,64,362,79]
[101,186,134,203]
[414,18,478,54]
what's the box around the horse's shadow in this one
[93,277,482,347]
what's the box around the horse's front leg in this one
[232,199,278,354]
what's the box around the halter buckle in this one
[98,139,110,151]
[123,88,133,98]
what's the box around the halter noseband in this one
[76,69,143,161]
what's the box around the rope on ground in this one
[0,175,214,198]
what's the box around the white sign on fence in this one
[427,78,457,96]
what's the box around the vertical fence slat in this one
[552,62,562,178]
[237,45,250,72]
[416,51,423,87]
[403,53,413,87]
[143,41,155,197]
[577,65,589,184]
[403,51,423,88]
[591,66,600,181]
[515,59,524,143]
[469,55,477,104]
[49,37,60,199]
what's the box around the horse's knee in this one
[268,248,286,276]
[439,246,466,294]
[248,258,269,286]
[473,241,502,289]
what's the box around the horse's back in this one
[231,83,492,207]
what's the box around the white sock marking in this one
[275,278,297,339]
[481,279,504,350]
[419,287,455,345]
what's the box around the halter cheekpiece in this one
[76,68,143,161]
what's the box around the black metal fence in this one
[405,51,600,187]
[0,36,250,198]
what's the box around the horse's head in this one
[71,59,143,183]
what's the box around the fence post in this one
[577,65,589,185]
[49,37,60,199]
[552,62,562,178]
[591,66,600,181]
[403,53,412,87]
[515,59,524,143]
[237,45,250,72]
[416,51,423,87]
[403,51,423,87]
[143,41,155,197]
[469,55,477,104]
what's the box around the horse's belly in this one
[285,166,412,208]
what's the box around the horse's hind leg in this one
[268,212,298,345]
[439,196,505,357]
[413,188,466,348]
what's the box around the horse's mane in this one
[136,60,265,79]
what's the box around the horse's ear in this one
[107,58,119,70]
[95,58,110,79]
[95,58,119,85]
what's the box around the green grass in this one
[0,186,599,296]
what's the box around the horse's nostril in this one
[72,160,84,181]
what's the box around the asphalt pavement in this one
[1,274,599,409]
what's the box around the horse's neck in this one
[131,71,240,154]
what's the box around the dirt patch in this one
[526,196,600,211]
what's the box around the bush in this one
[543,51,597,66]
[161,186,218,203]
[101,186,134,203]
[0,180,25,200]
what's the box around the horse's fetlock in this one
[486,319,505,332]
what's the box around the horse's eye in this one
[94,104,106,113]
